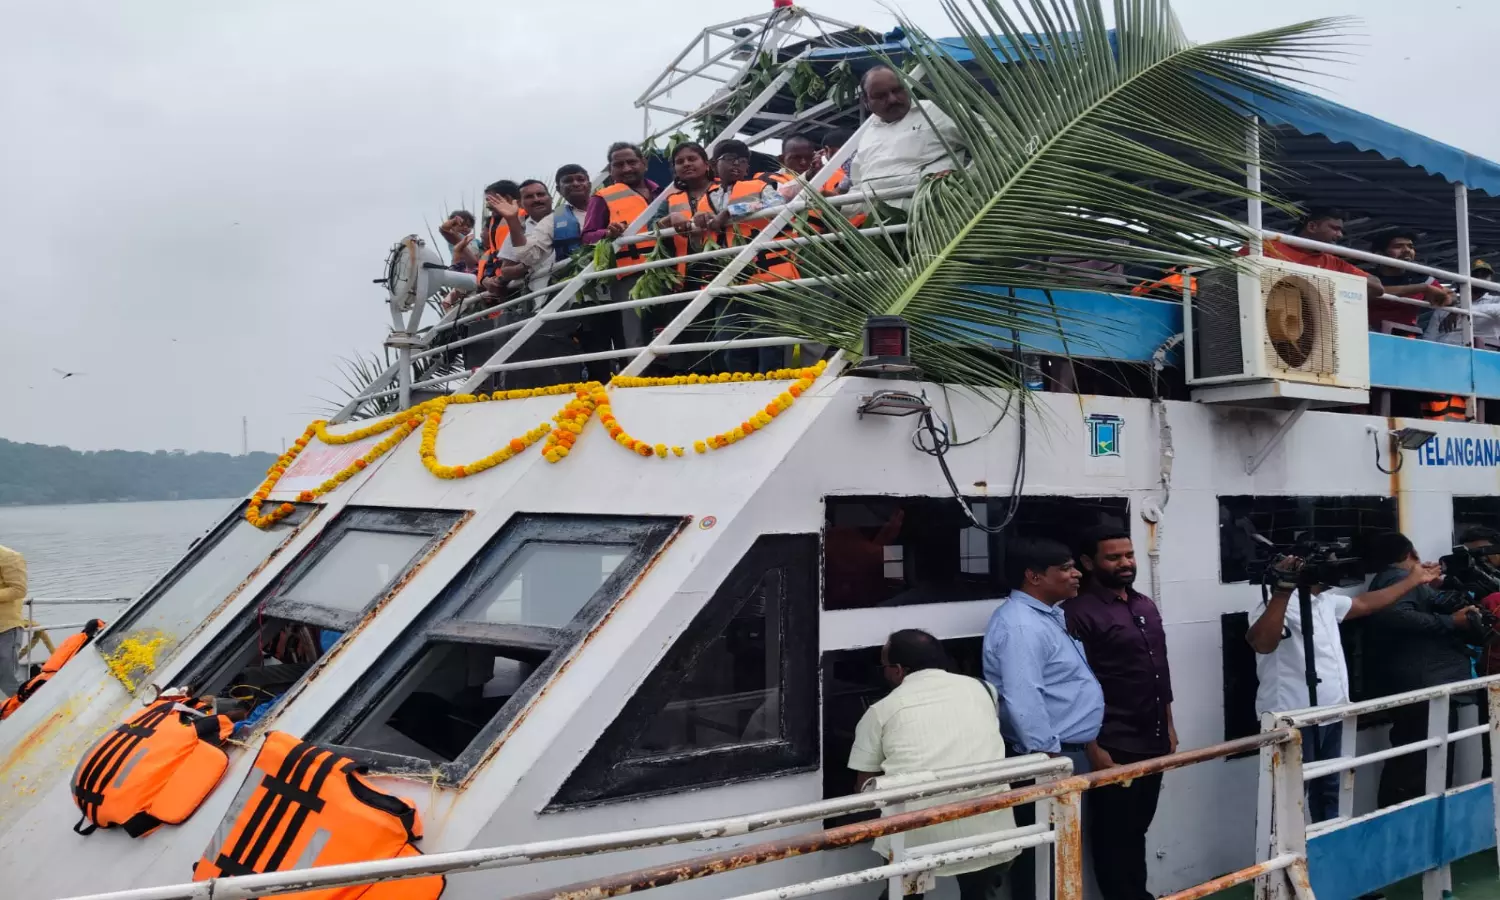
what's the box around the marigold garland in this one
[599,360,827,459]
[245,362,831,529]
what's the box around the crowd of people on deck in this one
[848,525,1500,900]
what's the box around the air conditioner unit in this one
[1184,256,1370,401]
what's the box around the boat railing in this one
[19,596,131,665]
[1258,673,1500,900]
[52,730,1326,900]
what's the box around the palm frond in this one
[747,0,1349,393]
[313,346,463,421]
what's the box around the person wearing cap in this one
[1428,259,1500,347]
[1367,228,1454,332]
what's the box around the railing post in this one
[1052,791,1084,900]
[1456,181,1477,418]
[1260,728,1306,900]
[1490,683,1500,877]
[1246,116,1263,257]
[1423,695,1451,900]
[1339,714,1358,821]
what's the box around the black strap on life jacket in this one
[212,739,339,877]
[72,701,177,835]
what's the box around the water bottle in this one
[1021,353,1045,390]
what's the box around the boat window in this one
[824,496,1129,609]
[1454,497,1500,541]
[171,506,462,717]
[552,534,818,808]
[99,501,315,660]
[311,515,682,783]
[1217,495,1397,584]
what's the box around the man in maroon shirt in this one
[1066,526,1175,900]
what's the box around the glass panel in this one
[342,642,541,762]
[458,541,630,628]
[627,570,783,757]
[102,514,302,655]
[280,529,431,614]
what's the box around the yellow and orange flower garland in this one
[244,363,829,528]
[601,360,827,458]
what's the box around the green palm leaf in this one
[747,0,1349,392]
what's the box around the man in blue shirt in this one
[984,537,1105,762]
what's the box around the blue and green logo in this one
[1086,414,1123,458]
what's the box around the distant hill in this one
[0,438,277,506]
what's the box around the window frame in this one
[99,500,317,653]
[172,505,463,694]
[311,514,685,784]
[1216,494,1399,585]
[551,533,820,809]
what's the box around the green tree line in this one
[0,438,277,506]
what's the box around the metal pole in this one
[1247,116,1263,257]
[1457,182,1477,419]
[1422,696,1451,900]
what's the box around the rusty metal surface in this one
[1159,854,1298,900]
[1052,792,1084,900]
[509,730,1296,900]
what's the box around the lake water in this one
[0,499,235,624]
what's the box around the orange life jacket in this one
[662,184,719,277]
[1424,395,1468,422]
[1131,270,1198,299]
[71,696,235,837]
[723,178,800,285]
[194,731,444,900]
[0,618,104,721]
[594,183,655,275]
[818,167,866,229]
[475,215,516,284]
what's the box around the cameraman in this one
[1246,553,1440,821]
[1364,532,1484,807]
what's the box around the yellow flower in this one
[694,440,708,454]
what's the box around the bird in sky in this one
[52,368,86,379]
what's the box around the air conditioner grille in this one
[1194,269,1244,379]
[1260,270,1339,376]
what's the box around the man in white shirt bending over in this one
[849,629,1018,900]
[1245,555,1440,822]
[849,65,966,207]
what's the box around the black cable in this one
[913,394,1026,535]
[1373,430,1403,475]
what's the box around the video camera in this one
[1265,538,1365,588]
[1433,546,1500,642]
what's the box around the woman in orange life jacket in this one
[647,141,721,374]
[700,139,797,374]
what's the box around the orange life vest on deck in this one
[819,167,866,229]
[194,731,444,900]
[1424,395,1469,422]
[1130,270,1198,299]
[594,183,655,275]
[71,696,235,837]
[662,184,719,278]
[724,178,800,285]
[0,618,104,721]
[475,215,516,284]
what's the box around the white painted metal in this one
[1246,117,1263,257]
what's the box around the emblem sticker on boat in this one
[1086,413,1123,458]
[699,516,718,530]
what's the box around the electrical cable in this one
[912,392,1026,535]
[1373,430,1403,475]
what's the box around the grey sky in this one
[1,0,1492,453]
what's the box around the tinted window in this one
[1454,497,1500,542]
[100,501,315,661]
[553,534,818,808]
[825,496,1129,609]
[278,529,433,615]
[1217,495,1398,584]
[312,515,683,783]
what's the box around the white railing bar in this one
[1275,675,1500,727]
[29,621,93,631]
[636,11,779,108]
[409,318,530,363]
[1302,739,1444,781]
[900,822,1053,858]
[719,833,1058,900]
[24,597,131,605]
[470,335,808,378]
[1265,230,1500,295]
[640,22,806,143]
[56,756,1068,900]
[618,99,882,378]
[611,185,916,248]
[661,335,806,354]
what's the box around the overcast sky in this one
[0,0,1491,454]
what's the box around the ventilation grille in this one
[1193,268,1245,379]
[1259,269,1339,376]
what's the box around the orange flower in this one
[453,465,467,477]
[509,438,527,452]
[353,459,368,470]
[298,491,314,502]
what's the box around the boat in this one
[7,4,1500,900]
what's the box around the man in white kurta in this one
[849,629,1018,899]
